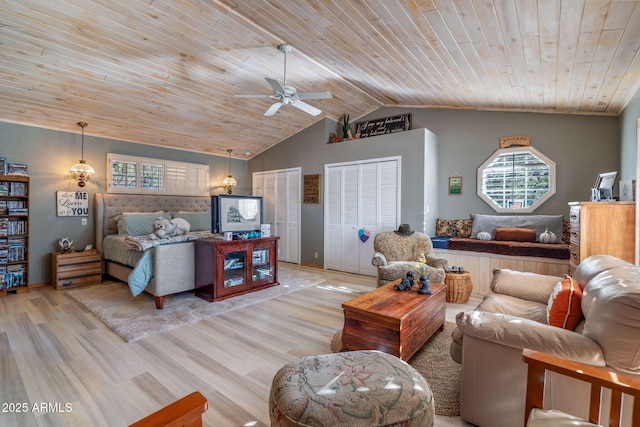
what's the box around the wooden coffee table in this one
[341,280,446,361]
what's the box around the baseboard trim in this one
[299,262,323,269]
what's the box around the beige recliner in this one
[450,254,640,427]
[371,227,447,287]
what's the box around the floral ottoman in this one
[269,350,434,427]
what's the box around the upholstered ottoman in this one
[269,350,434,427]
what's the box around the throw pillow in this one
[173,211,211,232]
[547,275,583,330]
[115,212,171,236]
[494,227,537,242]
[435,218,473,237]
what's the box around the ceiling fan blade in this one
[264,102,283,116]
[233,94,274,98]
[265,77,285,95]
[297,91,332,100]
[291,100,322,116]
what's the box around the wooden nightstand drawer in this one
[51,250,102,290]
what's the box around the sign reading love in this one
[358,228,370,243]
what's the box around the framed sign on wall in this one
[304,174,320,204]
[449,176,462,195]
[56,191,89,216]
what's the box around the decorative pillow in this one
[435,218,473,237]
[494,227,536,242]
[547,275,583,330]
[562,220,571,243]
[115,212,171,236]
[173,211,211,232]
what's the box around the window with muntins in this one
[107,153,209,196]
[110,159,137,190]
[477,146,555,213]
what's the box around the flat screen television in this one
[211,194,263,234]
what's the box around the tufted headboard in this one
[94,193,210,251]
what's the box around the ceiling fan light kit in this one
[234,44,332,116]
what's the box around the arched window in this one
[477,146,555,213]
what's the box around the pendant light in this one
[222,148,237,194]
[69,122,94,187]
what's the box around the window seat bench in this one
[432,244,570,296]
[446,237,569,259]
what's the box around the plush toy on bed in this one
[148,217,191,240]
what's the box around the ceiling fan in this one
[234,44,332,116]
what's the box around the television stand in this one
[194,236,279,301]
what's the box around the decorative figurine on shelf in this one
[58,237,73,253]
[417,275,431,294]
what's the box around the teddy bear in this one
[147,217,191,240]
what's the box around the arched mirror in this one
[477,146,556,213]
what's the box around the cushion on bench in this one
[447,237,569,259]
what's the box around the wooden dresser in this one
[568,201,635,274]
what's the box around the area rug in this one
[67,265,324,343]
[330,321,461,417]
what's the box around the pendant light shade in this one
[70,122,94,187]
[222,149,237,194]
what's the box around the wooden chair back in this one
[129,391,208,427]
[522,349,640,427]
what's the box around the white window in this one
[107,154,209,196]
[110,158,137,191]
[477,146,555,213]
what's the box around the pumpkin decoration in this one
[477,230,492,240]
[540,227,558,244]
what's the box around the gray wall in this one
[249,124,437,266]
[249,108,620,266]
[0,122,247,285]
[620,87,640,181]
[1,97,630,282]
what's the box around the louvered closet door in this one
[285,170,300,262]
[325,158,399,275]
[275,170,301,263]
[325,166,344,271]
[253,169,300,264]
[340,164,361,273]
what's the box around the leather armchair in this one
[371,231,447,287]
[450,255,640,427]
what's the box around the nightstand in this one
[51,250,102,290]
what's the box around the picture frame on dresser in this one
[593,171,617,200]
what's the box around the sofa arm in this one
[456,311,605,366]
[371,251,388,267]
[491,268,562,304]
[424,255,448,270]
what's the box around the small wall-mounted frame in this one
[448,176,462,195]
[303,174,320,204]
[56,191,89,216]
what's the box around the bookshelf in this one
[0,176,29,295]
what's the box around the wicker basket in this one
[445,272,473,303]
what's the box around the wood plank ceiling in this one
[1,0,639,159]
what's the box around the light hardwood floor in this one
[0,264,478,427]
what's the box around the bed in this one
[95,193,211,309]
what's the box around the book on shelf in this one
[8,182,27,196]
[7,164,28,176]
[0,264,25,288]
